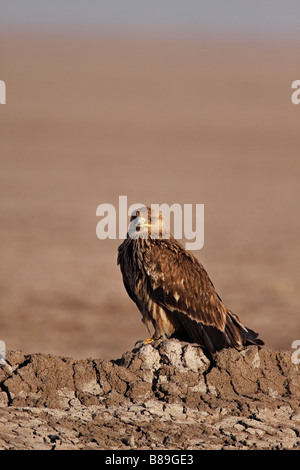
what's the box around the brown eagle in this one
[117,206,264,355]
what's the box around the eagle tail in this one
[241,325,265,347]
[226,310,264,349]
[173,309,264,355]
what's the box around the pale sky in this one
[0,0,300,37]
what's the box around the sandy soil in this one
[0,33,299,362]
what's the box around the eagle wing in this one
[142,239,246,352]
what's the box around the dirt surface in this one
[0,339,299,450]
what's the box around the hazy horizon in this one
[1,1,300,38]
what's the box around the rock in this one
[0,339,299,449]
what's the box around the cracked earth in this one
[0,339,299,450]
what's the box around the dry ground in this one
[0,340,299,450]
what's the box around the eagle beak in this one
[136,217,151,228]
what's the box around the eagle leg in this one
[143,337,155,345]
[143,333,166,345]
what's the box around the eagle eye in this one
[130,211,140,222]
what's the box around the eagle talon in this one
[143,338,154,345]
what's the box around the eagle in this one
[117,206,264,355]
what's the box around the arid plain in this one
[0,33,299,360]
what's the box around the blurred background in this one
[0,1,299,359]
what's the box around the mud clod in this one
[0,339,299,449]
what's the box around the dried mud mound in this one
[0,339,299,450]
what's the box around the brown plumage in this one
[117,206,264,355]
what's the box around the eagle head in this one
[128,206,170,240]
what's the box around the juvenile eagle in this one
[117,206,264,355]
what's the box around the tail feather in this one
[173,309,264,355]
[227,310,264,348]
[242,325,264,347]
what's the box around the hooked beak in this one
[135,216,151,228]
